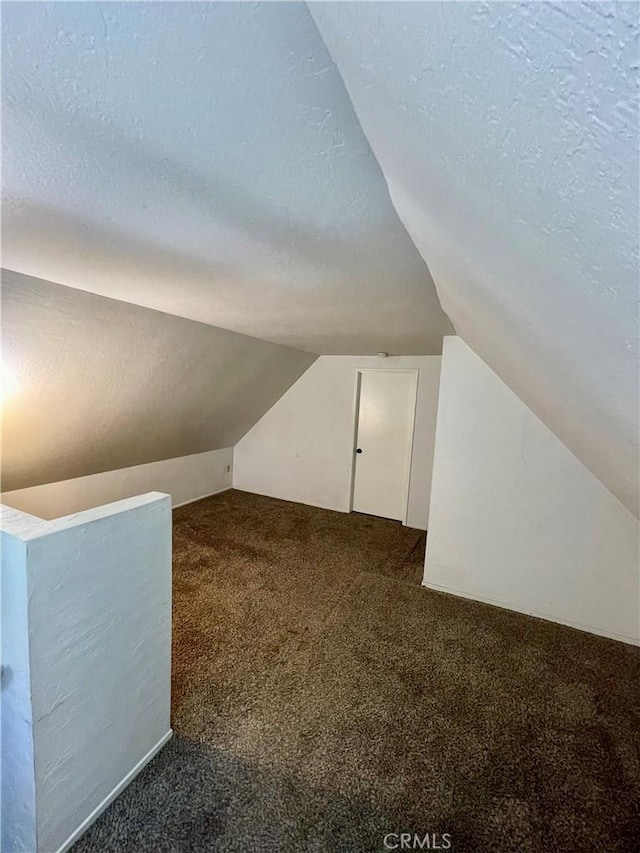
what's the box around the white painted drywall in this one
[1,3,451,355]
[1,447,232,519]
[1,529,37,853]
[311,3,639,518]
[234,356,441,529]
[424,338,640,645]
[0,493,172,852]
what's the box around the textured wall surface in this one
[311,2,639,516]
[1,270,315,491]
[425,338,639,645]
[1,529,36,853]
[1,492,172,851]
[1,1,451,355]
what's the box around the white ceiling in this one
[311,1,639,517]
[2,1,637,516]
[1,1,452,355]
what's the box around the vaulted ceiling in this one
[1,270,315,492]
[1,1,451,355]
[310,1,639,517]
[2,2,638,516]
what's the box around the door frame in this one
[347,368,419,525]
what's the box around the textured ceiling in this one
[1,1,452,355]
[2,1,637,516]
[1,270,315,491]
[311,1,639,517]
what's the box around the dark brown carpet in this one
[74,489,640,852]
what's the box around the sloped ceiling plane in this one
[1,1,452,355]
[2,2,638,517]
[310,1,639,518]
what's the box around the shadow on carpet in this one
[73,490,640,852]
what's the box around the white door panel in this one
[352,370,417,521]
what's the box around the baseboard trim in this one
[55,730,173,853]
[232,485,349,514]
[403,519,427,531]
[173,485,231,509]
[421,580,640,647]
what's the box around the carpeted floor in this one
[74,489,640,852]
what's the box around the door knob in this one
[356,448,363,454]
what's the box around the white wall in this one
[424,337,640,645]
[1,529,37,853]
[1,447,232,519]
[234,356,441,529]
[0,493,172,852]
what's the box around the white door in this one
[351,370,418,521]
